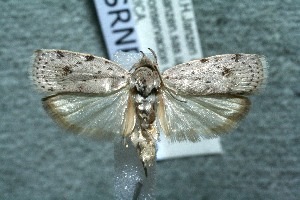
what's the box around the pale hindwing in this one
[31,49,129,94]
[157,90,250,142]
[42,89,131,139]
[162,54,267,95]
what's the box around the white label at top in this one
[94,0,140,58]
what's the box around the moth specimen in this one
[31,49,267,167]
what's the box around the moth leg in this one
[122,136,129,148]
[136,143,148,177]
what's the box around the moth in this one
[31,48,267,168]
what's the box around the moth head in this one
[130,49,162,96]
[130,67,161,97]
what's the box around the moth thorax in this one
[131,67,161,97]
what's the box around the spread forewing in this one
[162,54,267,95]
[157,90,250,142]
[42,89,131,139]
[31,49,129,94]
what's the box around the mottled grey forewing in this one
[162,54,267,95]
[31,49,129,94]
